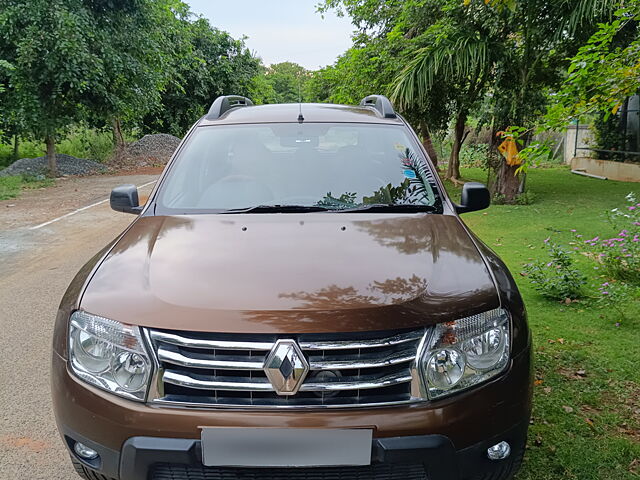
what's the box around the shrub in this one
[460,143,489,168]
[595,280,639,324]
[57,127,115,163]
[523,240,587,300]
[580,193,640,284]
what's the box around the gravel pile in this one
[118,134,181,169]
[0,154,106,177]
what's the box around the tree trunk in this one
[12,134,19,162]
[447,110,466,182]
[494,162,521,203]
[112,117,126,161]
[420,121,438,169]
[45,135,57,177]
[489,125,524,203]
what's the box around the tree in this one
[141,15,260,136]
[249,62,311,104]
[325,0,622,200]
[0,0,104,175]
[391,1,501,181]
[81,0,177,157]
[544,5,640,127]
[313,6,453,168]
[249,65,277,105]
[476,0,620,200]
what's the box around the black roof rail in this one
[206,95,253,120]
[359,95,397,119]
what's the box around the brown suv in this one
[52,95,532,480]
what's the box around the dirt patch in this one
[0,435,51,453]
[0,173,159,231]
[115,165,164,176]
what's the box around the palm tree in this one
[392,0,619,198]
[392,28,497,183]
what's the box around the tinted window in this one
[157,123,441,212]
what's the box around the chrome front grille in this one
[146,328,426,408]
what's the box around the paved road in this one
[0,174,158,480]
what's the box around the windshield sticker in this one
[403,169,417,179]
[394,143,406,152]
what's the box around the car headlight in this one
[68,311,151,401]
[419,308,510,399]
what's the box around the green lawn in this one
[446,166,640,479]
[0,175,54,200]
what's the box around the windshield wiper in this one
[336,203,437,213]
[220,204,331,214]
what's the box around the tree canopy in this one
[0,0,259,173]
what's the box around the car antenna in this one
[297,74,304,123]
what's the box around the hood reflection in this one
[81,213,499,333]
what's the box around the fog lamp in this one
[74,442,99,460]
[487,441,511,460]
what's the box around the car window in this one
[157,123,441,212]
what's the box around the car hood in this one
[80,213,499,333]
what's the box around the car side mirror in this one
[456,182,490,214]
[110,184,142,214]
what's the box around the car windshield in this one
[157,123,441,213]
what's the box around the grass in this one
[0,175,55,200]
[445,166,640,480]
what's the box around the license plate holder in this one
[200,427,373,467]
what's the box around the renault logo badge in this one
[263,339,309,395]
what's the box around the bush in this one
[57,127,115,163]
[460,143,489,168]
[523,240,587,300]
[595,280,639,324]
[0,139,44,169]
[580,193,640,284]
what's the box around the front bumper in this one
[63,420,528,480]
[52,345,532,480]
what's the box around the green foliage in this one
[0,0,260,159]
[0,0,104,140]
[0,174,54,200]
[141,16,259,136]
[523,241,588,300]
[459,144,489,168]
[249,67,277,105]
[0,175,22,200]
[595,280,638,323]
[545,5,640,127]
[0,139,43,168]
[57,127,116,163]
[80,0,176,129]
[592,111,629,161]
[579,193,640,285]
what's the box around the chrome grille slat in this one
[298,330,423,351]
[309,351,415,370]
[149,328,425,408]
[163,371,274,391]
[300,371,412,392]
[162,369,412,393]
[150,330,273,351]
[158,347,264,370]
